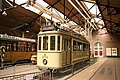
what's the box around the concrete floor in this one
[0,58,120,80]
[90,58,120,80]
[0,64,39,77]
[67,58,120,80]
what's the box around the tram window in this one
[62,39,64,50]
[78,42,82,51]
[73,41,76,51]
[78,42,80,51]
[83,43,86,51]
[76,42,79,51]
[43,36,48,50]
[13,43,16,51]
[50,36,55,50]
[64,39,68,50]
[32,43,36,51]
[39,37,41,50]
[7,44,11,51]
[57,36,60,50]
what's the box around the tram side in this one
[0,34,37,64]
[37,30,90,70]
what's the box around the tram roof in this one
[38,29,89,43]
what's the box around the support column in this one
[0,0,2,11]
[22,31,25,38]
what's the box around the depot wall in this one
[91,31,120,57]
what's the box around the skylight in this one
[14,0,48,7]
[84,2,104,28]
[42,13,59,22]
[8,0,92,30]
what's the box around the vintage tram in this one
[37,23,90,70]
[0,34,37,64]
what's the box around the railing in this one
[53,57,98,79]
[0,70,52,80]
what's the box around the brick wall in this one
[91,31,120,57]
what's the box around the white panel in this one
[112,48,117,56]
[106,48,111,56]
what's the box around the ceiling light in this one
[26,30,29,33]
[2,11,7,16]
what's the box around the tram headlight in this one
[43,59,47,65]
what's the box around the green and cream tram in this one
[37,24,90,69]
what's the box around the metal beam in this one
[29,6,51,25]
[96,19,102,24]
[50,0,60,7]
[2,0,26,12]
[96,0,106,28]
[96,7,107,18]
[97,2,120,10]
[108,8,115,15]
[110,23,115,28]
[104,18,119,25]
[0,0,2,11]
[81,0,95,4]
[68,0,96,29]
[66,7,74,19]
[68,12,79,19]
[33,2,72,26]
[59,1,78,19]
[13,0,15,6]
[64,0,66,19]
[86,3,95,13]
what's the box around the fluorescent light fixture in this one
[26,30,29,33]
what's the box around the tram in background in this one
[37,22,90,71]
[0,34,37,64]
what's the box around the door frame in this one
[94,42,104,57]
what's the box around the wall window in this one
[57,36,60,50]
[43,36,48,50]
[50,36,55,50]
[39,37,41,50]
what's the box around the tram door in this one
[94,42,103,57]
[62,37,71,65]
